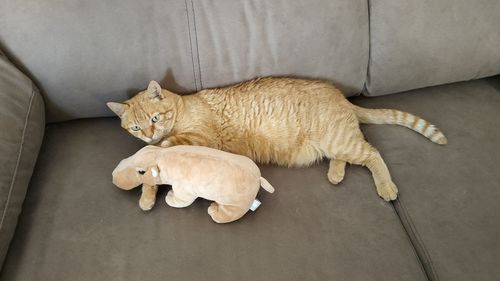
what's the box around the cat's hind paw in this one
[377,181,398,201]
[327,159,346,185]
[327,169,345,185]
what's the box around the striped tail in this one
[353,105,448,145]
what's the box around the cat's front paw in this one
[159,139,171,147]
[377,181,398,201]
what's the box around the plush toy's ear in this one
[106,102,128,117]
[152,167,158,177]
[147,80,163,101]
[139,165,160,186]
[150,165,159,178]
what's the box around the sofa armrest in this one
[0,51,45,267]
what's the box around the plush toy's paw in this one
[208,203,226,223]
[377,181,398,201]
[139,197,155,211]
[207,203,246,223]
[207,202,219,217]
[165,190,176,207]
[139,184,158,211]
[165,190,195,208]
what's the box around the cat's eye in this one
[130,125,141,131]
[151,114,160,123]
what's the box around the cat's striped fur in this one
[354,106,447,145]
[108,77,446,205]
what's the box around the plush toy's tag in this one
[250,199,261,211]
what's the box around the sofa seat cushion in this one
[0,119,425,281]
[352,76,500,281]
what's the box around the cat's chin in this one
[142,137,161,145]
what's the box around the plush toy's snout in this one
[112,165,142,190]
[112,157,160,190]
[112,156,147,190]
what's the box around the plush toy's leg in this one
[139,184,158,211]
[207,203,248,223]
[165,189,196,208]
[327,159,346,184]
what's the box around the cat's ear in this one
[147,80,164,101]
[106,102,128,118]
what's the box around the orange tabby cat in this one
[108,77,446,209]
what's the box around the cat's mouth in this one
[142,136,161,145]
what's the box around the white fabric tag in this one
[250,199,261,211]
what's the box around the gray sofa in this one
[1,1,499,280]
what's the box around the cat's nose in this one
[142,127,154,138]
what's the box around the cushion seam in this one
[184,0,198,91]
[388,201,429,280]
[0,88,36,231]
[361,0,371,96]
[394,195,440,281]
[400,198,439,278]
[190,0,203,89]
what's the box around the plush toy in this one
[112,145,275,223]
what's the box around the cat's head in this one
[107,81,181,144]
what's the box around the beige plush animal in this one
[112,145,275,223]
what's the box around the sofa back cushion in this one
[0,52,45,269]
[366,0,500,96]
[0,0,369,122]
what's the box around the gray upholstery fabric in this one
[352,76,500,280]
[0,0,195,122]
[366,0,500,96]
[0,0,368,122]
[192,0,368,95]
[0,119,426,281]
[0,53,45,267]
